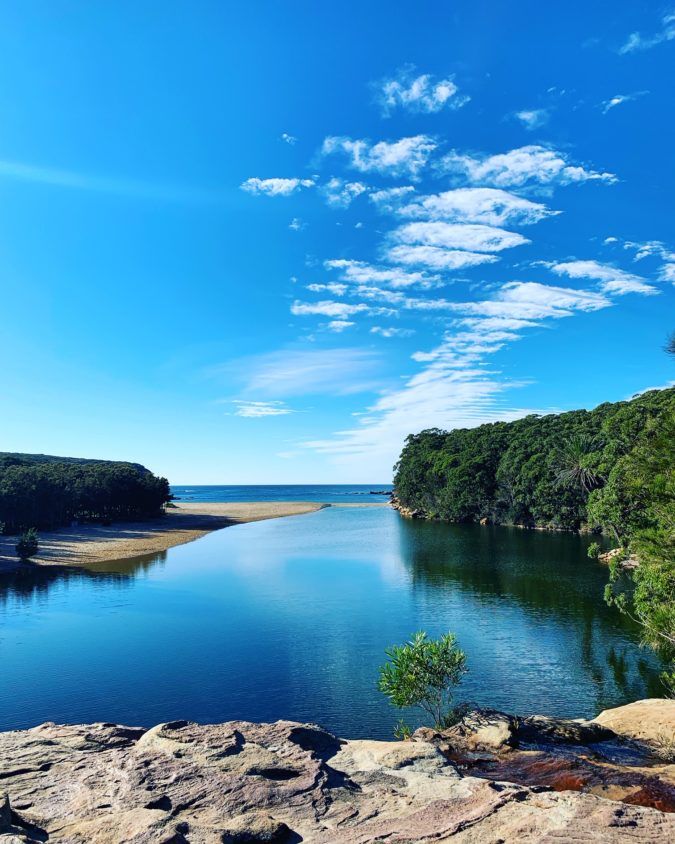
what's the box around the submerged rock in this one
[0,709,674,842]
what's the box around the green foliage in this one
[587,541,601,560]
[16,527,39,559]
[378,631,467,729]
[393,719,412,741]
[603,410,675,694]
[394,387,673,533]
[0,453,170,534]
[394,387,675,696]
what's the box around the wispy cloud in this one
[325,258,440,289]
[437,145,616,188]
[321,177,369,208]
[289,217,306,231]
[225,347,382,398]
[280,132,297,145]
[307,282,348,295]
[376,66,469,116]
[321,135,437,179]
[370,326,415,338]
[660,263,675,283]
[397,187,556,226]
[291,300,369,318]
[241,177,315,196]
[326,320,355,332]
[369,185,416,213]
[513,109,549,130]
[233,400,296,418]
[546,259,658,295]
[390,221,530,252]
[601,91,649,113]
[0,158,220,202]
[619,11,675,54]
[385,244,499,271]
[303,280,613,472]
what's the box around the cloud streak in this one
[546,259,658,295]
[619,12,675,54]
[0,159,222,203]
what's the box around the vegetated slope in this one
[393,386,674,538]
[0,452,170,533]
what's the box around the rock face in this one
[1,712,674,843]
[594,699,675,747]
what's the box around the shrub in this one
[378,631,467,730]
[587,541,601,560]
[16,527,39,559]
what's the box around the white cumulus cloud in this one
[321,135,437,180]
[385,245,499,271]
[514,109,549,130]
[376,67,469,115]
[546,259,658,295]
[326,320,355,332]
[391,221,530,252]
[437,145,616,188]
[241,177,315,196]
[322,177,369,208]
[325,258,440,289]
[291,300,369,318]
[398,187,555,226]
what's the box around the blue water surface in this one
[171,484,393,504]
[0,503,661,738]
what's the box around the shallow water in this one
[0,506,661,738]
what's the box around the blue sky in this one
[1,1,673,483]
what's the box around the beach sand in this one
[0,501,325,571]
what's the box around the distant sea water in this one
[170,484,393,505]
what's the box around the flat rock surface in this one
[594,699,675,745]
[1,716,674,843]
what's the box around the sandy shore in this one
[0,501,324,571]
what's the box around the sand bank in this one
[0,501,324,571]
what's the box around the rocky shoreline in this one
[1,700,673,842]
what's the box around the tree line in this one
[0,453,170,534]
[394,386,674,694]
[394,387,673,538]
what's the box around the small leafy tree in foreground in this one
[16,527,39,560]
[378,631,467,731]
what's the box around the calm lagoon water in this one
[0,501,661,738]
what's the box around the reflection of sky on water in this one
[0,507,661,738]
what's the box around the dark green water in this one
[0,507,661,738]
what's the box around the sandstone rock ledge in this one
[1,715,674,843]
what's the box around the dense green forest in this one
[394,386,675,692]
[0,453,170,534]
[394,387,674,539]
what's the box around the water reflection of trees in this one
[396,517,663,702]
[0,551,167,607]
